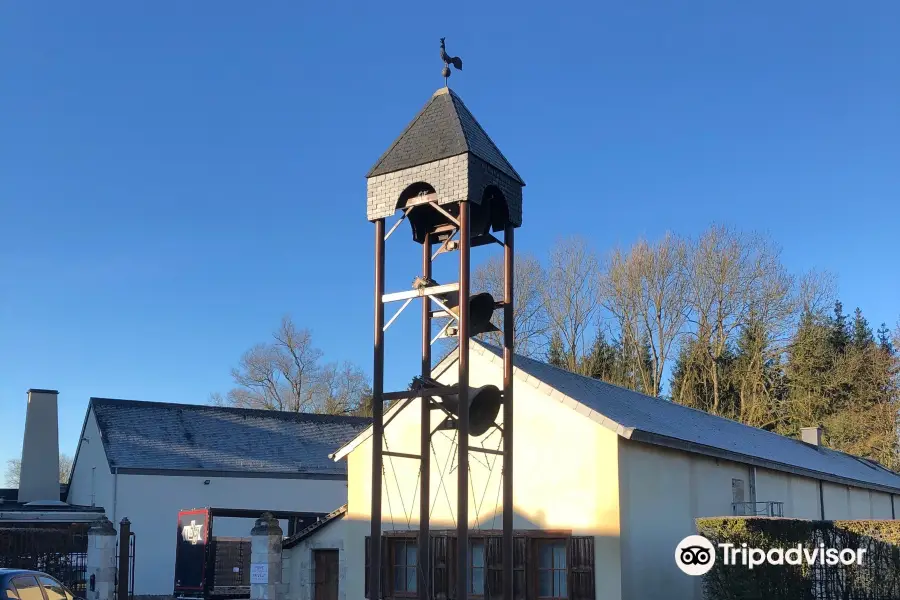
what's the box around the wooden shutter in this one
[514,535,527,600]
[365,537,371,598]
[381,537,390,600]
[431,535,450,600]
[485,535,502,599]
[364,536,392,599]
[567,537,595,600]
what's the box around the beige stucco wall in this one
[754,468,821,519]
[618,442,899,600]
[617,441,752,600]
[344,349,623,600]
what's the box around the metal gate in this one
[210,537,251,595]
[115,531,136,599]
[0,526,88,593]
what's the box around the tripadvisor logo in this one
[675,535,867,576]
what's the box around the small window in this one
[12,577,43,600]
[392,538,417,594]
[6,587,20,600]
[537,540,567,599]
[38,577,66,600]
[469,538,485,595]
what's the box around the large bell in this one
[441,384,502,437]
[440,291,500,336]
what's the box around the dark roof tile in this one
[90,398,370,476]
[367,88,523,184]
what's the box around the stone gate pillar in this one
[250,512,284,600]
[86,517,117,600]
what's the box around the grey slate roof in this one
[89,398,370,477]
[474,343,900,493]
[366,88,524,184]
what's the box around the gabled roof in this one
[83,398,370,478]
[334,342,900,494]
[366,87,524,185]
[282,504,347,549]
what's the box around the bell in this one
[441,384,502,437]
[440,291,500,336]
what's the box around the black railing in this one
[0,526,88,593]
[732,501,785,517]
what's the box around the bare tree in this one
[210,316,371,415]
[473,252,548,357]
[5,453,73,487]
[543,237,601,372]
[681,225,796,416]
[600,233,688,396]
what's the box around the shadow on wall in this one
[284,510,625,600]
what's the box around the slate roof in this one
[366,87,524,184]
[87,398,370,477]
[474,344,900,493]
[335,342,900,494]
[282,504,346,549]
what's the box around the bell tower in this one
[367,44,524,600]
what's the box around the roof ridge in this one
[89,397,372,424]
[448,92,525,184]
[366,91,446,178]
[475,342,894,469]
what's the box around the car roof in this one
[0,569,48,580]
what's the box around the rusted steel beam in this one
[419,232,432,600]
[382,385,458,401]
[384,451,421,460]
[502,224,515,600]
[371,218,385,600]
[470,446,503,456]
[457,201,471,600]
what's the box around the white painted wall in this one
[116,473,349,595]
[617,441,751,600]
[67,409,115,513]
[67,410,350,596]
[283,517,347,600]
[754,467,821,519]
[618,443,899,600]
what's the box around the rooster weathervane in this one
[440,37,463,86]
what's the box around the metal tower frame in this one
[370,194,515,600]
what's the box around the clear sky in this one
[1,1,898,472]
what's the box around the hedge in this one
[696,517,900,600]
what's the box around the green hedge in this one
[696,517,900,600]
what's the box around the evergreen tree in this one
[828,300,850,354]
[547,333,566,369]
[851,307,874,349]
[877,323,895,355]
[582,329,617,381]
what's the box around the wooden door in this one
[313,549,339,600]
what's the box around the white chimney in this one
[801,426,823,447]
[18,389,61,503]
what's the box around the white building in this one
[66,398,368,597]
[283,341,900,600]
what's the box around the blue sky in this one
[1,1,898,472]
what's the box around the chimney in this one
[801,426,823,447]
[18,389,61,503]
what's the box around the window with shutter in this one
[566,537,595,600]
[536,539,567,599]
[431,535,450,600]
[469,538,486,596]
[484,536,502,599]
